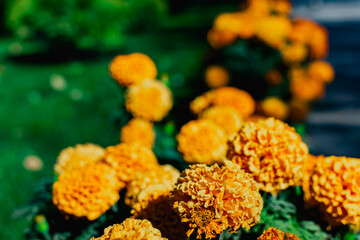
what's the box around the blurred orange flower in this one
[261,97,289,120]
[207,29,237,49]
[281,43,308,64]
[213,12,256,39]
[120,118,155,148]
[265,69,283,86]
[308,60,335,83]
[205,65,229,88]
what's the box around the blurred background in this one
[1,0,359,238]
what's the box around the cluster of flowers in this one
[205,0,335,123]
[48,53,359,240]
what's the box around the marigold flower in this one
[120,118,155,148]
[272,0,292,15]
[125,165,180,214]
[109,53,157,87]
[177,119,227,164]
[257,227,301,240]
[255,16,292,49]
[54,143,105,175]
[205,65,230,88]
[207,29,237,49]
[290,76,325,101]
[125,79,173,121]
[246,0,271,17]
[200,106,244,136]
[190,87,255,118]
[261,97,289,121]
[308,61,335,84]
[309,156,360,229]
[302,154,325,205]
[52,162,121,220]
[104,143,159,184]
[213,12,255,39]
[227,117,308,193]
[281,43,308,64]
[265,69,282,86]
[171,160,263,239]
[91,218,167,240]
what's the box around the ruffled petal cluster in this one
[257,227,301,240]
[177,119,227,164]
[227,117,308,193]
[205,65,229,88]
[190,87,255,118]
[302,154,325,204]
[125,79,173,121]
[120,118,155,148]
[52,163,121,220]
[54,143,104,175]
[104,143,159,184]
[109,53,157,87]
[309,156,360,229]
[171,160,263,239]
[91,218,167,240]
[125,165,180,213]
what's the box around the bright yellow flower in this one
[257,227,301,240]
[171,160,263,239]
[213,12,256,39]
[290,76,325,101]
[227,117,308,193]
[281,43,308,64]
[54,143,105,175]
[120,118,155,148]
[205,65,229,88]
[261,97,289,121]
[308,61,335,84]
[125,79,173,121]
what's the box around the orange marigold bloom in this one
[125,165,180,214]
[272,0,292,15]
[120,118,155,148]
[281,43,308,64]
[257,227,301,240]
[109,53,157,87]
[261,97,289,121]
[190,87,255,118]
[91,218,167,240]
[290,76,325,101]
[125,79,173,121]
[54,143,105,175]
[265,69,283,86]
[200,106,244,136]
[213,12,255,39]
[308,61,335,84]
[177,119,227,164]
[246,0,271,17]
[104,143,159,184]
[255,16,292,49]
[205,65,230,88]
[309,156,360,229]
[171,160,263,239]
[302,154,325,205]
[227,117,308,193]
[52,162,121,220]
[207,29,237,49]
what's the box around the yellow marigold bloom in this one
[190,87,255,118]
[109,53,157,87]
[125,79,173,121]
[91,218,167,240]
[200,106,244,136]
[52,163,121,221]
[281,43,308,64]
[261,97,289,121]
[104,143,159,184]
[246,0,271,17]
[177,119,227,164]
[302,154,325,205]
[120,118,155,148]
[289,98,309,123]
[309,156,360,229]
[125,165,180,214]
[255,16,292,49]
[54,143,105,175]
[213,12,255,39]
[205,65,230,88]
[207,29,237,49]
[171,160,263,239]
[272,0,292,15]
[257,227,301,240]
[265,69,282,86]
[227,117,308,193]
[290,76,325,101]
[308,61,335,84]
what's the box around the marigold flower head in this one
[200,106,244,136]
[265,69,283,86]
[207,29,237,49]
[213,12,255,39]
[205,65,230,88]
[309,156,360,229]
[91,218,167,240]
[281,43,308,64]
[125,79,173,121]
[109,53,157,87]
[255,16,292,49]
[308,61,335,84]
[227,117,308,193]
[52,162,121,220]
[290,76,325,101]
[257,227,301,240]
[104,143,159,184]
[272,0,292,15]
[125,165,180,214]
[171,160,263,239]
[190,87,255,118]
[247,0,292,16]
[302,154,325,205]
[177,119,227,164]
[261,97,289,121]
[120,118,155,148]
[54,143,105,175]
